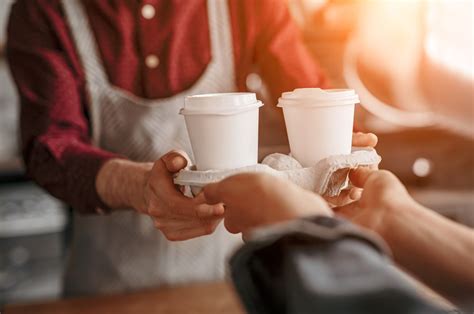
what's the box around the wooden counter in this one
[4,277,455,314]
[4,281,244,314]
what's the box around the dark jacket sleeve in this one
[230,216,446,314]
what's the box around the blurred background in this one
[0,0,472,306]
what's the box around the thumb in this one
[349,167,375,188]
[161,151,188,173]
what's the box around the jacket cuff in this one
[27,139,126,215]
[243,216,391,258]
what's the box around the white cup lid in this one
[278,88,359,108]
[181,93,262,115]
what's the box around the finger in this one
[192,193,225,217]
[203,173,260,205]
[165,219,222,241]
[352,132,378,148]
[161,151,188,173]
[152,192,218,218]
[349,187,363,201]
[172,195,223,217]
[153,216,221,229]
[170,149,193,167]
[147,179,200,216]
[147,166,212,217]
[195,202,225,218]
[349,167,376,188]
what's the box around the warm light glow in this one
[412,158,432,178]
[425,0,473,80]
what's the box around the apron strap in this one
[62,0,109,145]
[197,0,235,93]
[62,0,109,86]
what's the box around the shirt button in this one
[141,4,156,19]
[145,54,160,69]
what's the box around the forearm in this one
[381,203,474,305]
[96,159,152,212]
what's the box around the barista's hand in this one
[140,151,224,241]
[325,132,379,206]
[203,173,332,234]
[334,168,416,236]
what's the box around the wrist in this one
[127,162,153,212]
[96,159,152,212]
[271,203,333,225]
[374,197,422,244]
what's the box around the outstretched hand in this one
[334,168,416,235]
[203,173,332,234]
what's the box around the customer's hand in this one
[139,151,224,241]
[336,168,474,306]
[203,173,332,234]
[334,168,416,235]
[325,132,379,207]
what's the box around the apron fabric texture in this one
[62,0,242,295]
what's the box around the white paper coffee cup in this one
[278,88,359,167]
[181,93,263,170]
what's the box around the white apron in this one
[62,0,242,295]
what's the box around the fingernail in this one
[172,156,185,168]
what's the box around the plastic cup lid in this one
[278,88,359,108]
[181,93,263,115]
